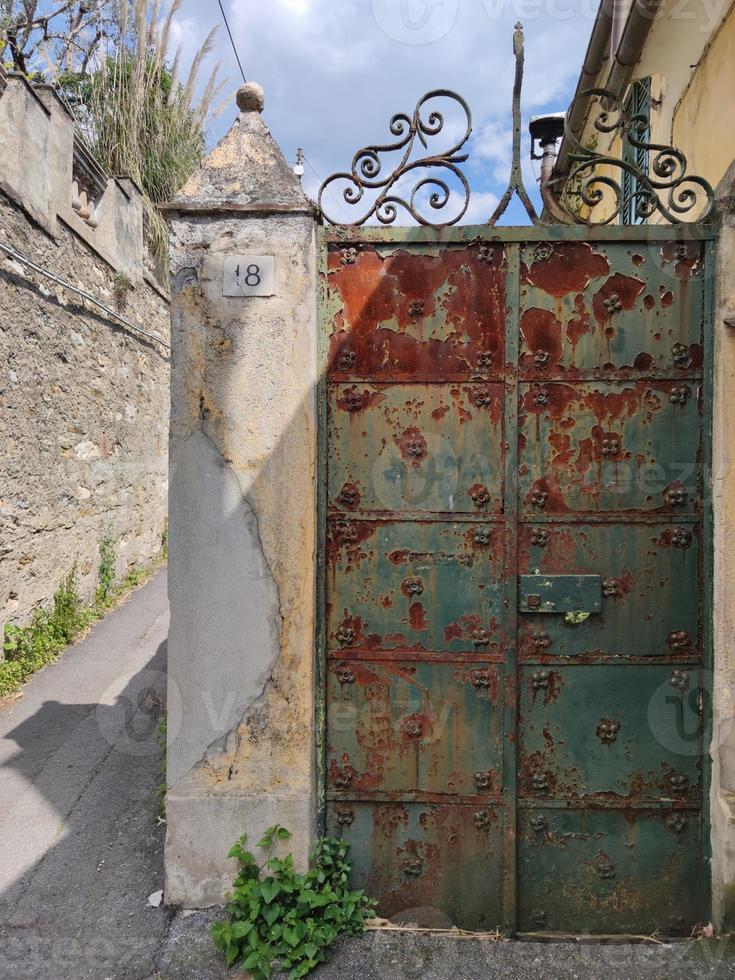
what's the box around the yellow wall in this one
[672,6,735,190]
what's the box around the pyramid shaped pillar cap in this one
[165,81,311,215]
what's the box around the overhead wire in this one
[216,0,247,84]
[301,152,351,222]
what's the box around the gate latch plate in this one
[519,574,603,614]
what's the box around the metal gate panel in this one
[324,244,506,382]
[517,663,701,801]
[519,240,704,378]
[326,659,503,796]
[327,519,504,655]
[517,807,702,935]
[328,383,504,516]
[327,802,504,932]
[518,522,701,660]
[518,380,702,514]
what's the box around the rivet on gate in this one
[343,388,365,412]
[603,293,623,315]
[667,629,691,652]
[531,487,548,508]
[338,350,356,371]
[666,813,688,833]
[335,520,358,543]
[532,630,551,649]
[471,485,491,507]
[333,770,352,789]
[472,386,493,407]
[534,349,551,367]
[470,668,492,689]
[667,773,689,793]
[408,299,424,318]
[474,527,492,545]
[477,350,493,367]
[669,669,690,691]
[665,486,689,506]
[675,244,689,260]
[602,578,619,598]
[403,576,424,596]
[595,860,616,880]
[531,670,551,690]
[531,528,549,546]
[534,390,549,406]
[474,809,492,830]
[336,665,354,684]
[532,772,549,792]
[474,770,493,791]
[338,483,359,508]
[407,440,426,459]
[601,437,620,456]
[402,717,423,738]
[671,527,692,548]
[672,342,690,365]
[533,243,554,263]
[336,625,356,646]
[472,628,490,647]
[403,858,423,878]
[670,384,691,405]
[340,246,358,265]
[596,719,620,743]
[530,815,548,833]
[532,910,547,928]
[336,808,355,826]
[478,244,496,265]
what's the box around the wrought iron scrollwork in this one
[317,89,472,226]
[552,88,715,225]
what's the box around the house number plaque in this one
[223,255,274,297]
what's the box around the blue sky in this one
[171,0,599,225]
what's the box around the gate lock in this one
[519,574,603,615]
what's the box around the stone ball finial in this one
[236,82,265,113]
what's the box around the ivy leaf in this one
[263,902,281,928]
[261,880,281,904]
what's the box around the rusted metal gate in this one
[317,223,714,936]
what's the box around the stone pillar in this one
[711,161,735,932]
[164,83,317,907]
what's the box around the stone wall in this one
[0,72,170,629]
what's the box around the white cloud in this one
[172,0,596,222]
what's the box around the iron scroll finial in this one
[550,88,716,224]
[317,89,472,226]
[488,22,539,226]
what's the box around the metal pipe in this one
[539,137,570,223]
[605,0,662,96]
[0,240,171,352]
[556,0,615,175]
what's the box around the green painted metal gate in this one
[317,224,714,936]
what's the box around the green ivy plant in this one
[211,826,375,979]
[96,532,117,604]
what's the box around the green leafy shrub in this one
[96,533,117,604]
[211,826,375,979]
[1,566,90,696]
